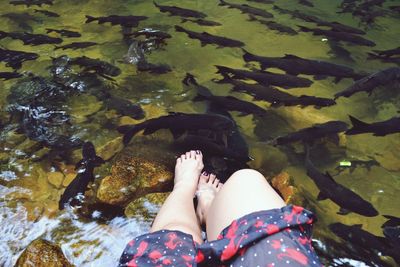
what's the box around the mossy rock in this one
[125,192,170,222]
[15,239,73,267]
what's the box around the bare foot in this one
[196,172,223,226]
[174,150,204,196]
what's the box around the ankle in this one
[173,182,197,197]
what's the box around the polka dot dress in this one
[118,205,322,267]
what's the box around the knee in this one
[229,169,266,182]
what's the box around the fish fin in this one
[45,28,53,33]
[174,25,185,32]
[182,72,197,86]
[346,115,369,135]
[85,15,96,24]
[200,41,207,47]
[333,77,342,83]
[170,128,185,139]
[283,54,300,59]
[218,0,227,6]
[317,191,328,201]
[117,125,139,145]
[297,25,310,32]
[337,207,351,215]
[353,224,363,228]
[313,75,328,80]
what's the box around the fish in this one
[181,18,222,26]
[0,71,22,80]
[217,77,335,108]
[219,0,274,19]
[368,47,400,58]
[67,56,121,77]
[298,25,375,47]
[184,73,267,116]
[117,112,235,145]
[248,15,297,35]
[334,67,400,99]
[34,9,59,17]
[0,48,39,69]
[85,15,148,28]
[0,30,63,45]
[274,121,348,145]
[334,158,380,175]
[242,50,363,81]
[382,215,400,228]
[175,25,244,48]
[126,28,171,40]
[104,95,145,120]
[299,0,313,7]
[215,65,313,89]
[382,215,400,247]
[247,0,274,4]
[59,142,105,210]
[46,28,81,38]
[345,115,400,136]
[136,61,172,74]
[329,223,399,264]
[54,42,98,50]
[9,0,53,6]
[153,2,207,18]
[305,147,378,217]
[327,40,355,62]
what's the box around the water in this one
[0,0,399,266]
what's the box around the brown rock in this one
[271,172,301,205]
[125,192,170,222]
[15,239,73,267]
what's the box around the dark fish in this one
[382,215,400,228]
[34,9,59,17]
[126,28,171,40]
[248,15,297,35]
[217,77,335,108]
[215,65,313,89]
[242,50,363,81]
[46,28,81,38]
[153,1,207,18]
[346,115,400,136]
[68,56,121,77]
[117,112,235,145]
[184,73,267,116]
[137,61,172,74]
[104,95,145,120]
[54,42,98,50]
[9,0,53,6]
[299,0,313,7]
[85,15,148,28]
[2,12,42,31]
[275,121,348,145]
[306,147,378,217]
[0,71,22,80]
[327,40,355,62]
[298,25,375,46]
[0,31,63,45]
[175,25,244,48]
[334,158,380,175]
[181,18,222,26]
[334,67,400,99]
[329,223,399,263]
[382,215,400,247]
[59,142,105,210]
[368,47,400,58]
[219,0,274,19]
[247,0,274,4]
[389,5,400,13]
[0,48,39,69]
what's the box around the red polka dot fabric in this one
[119,205,322,267]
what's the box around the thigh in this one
[206,169,285,241]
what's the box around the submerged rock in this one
[15,239,73,267]
[124,192,169,222]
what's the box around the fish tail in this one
[297,25,310,32]
[182,72,197,86]
[219,0,227,6]
[174,25,185,32]
[85,15,97,24]
[53,46,61,50]
[153,1,160,7]
[242,49,255,62]
[118,125,142,145]
[215,65,231,74]
[345,115,369,135]
[0,30,8,39]
[45,28,53,33]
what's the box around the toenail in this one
[196,150,201,154]
[202,171,208,175]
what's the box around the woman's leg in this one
[205,169,286,241]
[150,150,204,244]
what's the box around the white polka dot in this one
[256,217,260,219]
[296,248,300,251]
[224,245,227,248]
[267,240,270,243]
[254,253,257,257]
[210,243,213,246]
[209,256,212,259]
[240,244,243,248]
[280,239,283,242]
[241,257,244,261]
[268,251,272,254]
[313,261,316,264]
[274,222,277,224]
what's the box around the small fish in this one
[346,115,400,136]
[217,77,335,108]
[298,25,375,46]
[219,0,274,19]
[274,121,348,145]
[334,158,380,174]
[215,65,313,89]
[184,73,267,116]
[247,0,274,4]
[104,95,145,120]
[153,2,207,18]
[0,71,22,80]
[118,112,235,145]
[368,47,400,58]
[34,9,59,17]
[306,147,378,217]
[46,28,81,38]
[0,30,63,45]
[181,18,222,26]
[248,15,297,35]
[54,42,97,50]
[0,48,39,69]
[327,40,355,62]
[299,0,313,7]
[59,142,105,210]
[175,25,244,48]
[334,67,400,99]
[137,61,172,74]
[9,0,53,7]
[85,15,148,28]
[67,56,121,77]
[242,50,363,81]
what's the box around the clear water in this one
[0,0,399,266]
